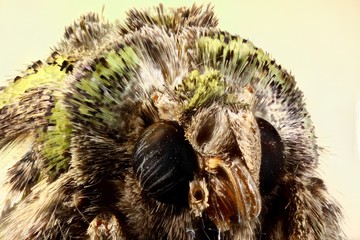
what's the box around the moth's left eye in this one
[256,117,285,196]
[133,121,197,206]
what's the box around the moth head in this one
[133,68,285,231]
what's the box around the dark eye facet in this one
[256,117,285,196]
[133,121,197,206]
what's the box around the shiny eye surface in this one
[133,121,197,206]
[256,117,285,196]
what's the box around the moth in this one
[0,4,344,239]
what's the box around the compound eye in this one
[133,121,197,206]
[256,117,285,196]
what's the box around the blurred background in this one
[0,0,359,238]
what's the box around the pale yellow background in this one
[0,0,359,239]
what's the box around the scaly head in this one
[0,4,344,240]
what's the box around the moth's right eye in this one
[133,121,197,206]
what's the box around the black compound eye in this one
[256,117,285,196]
[133,121,197,206]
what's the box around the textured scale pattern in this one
[0,4,344,240]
